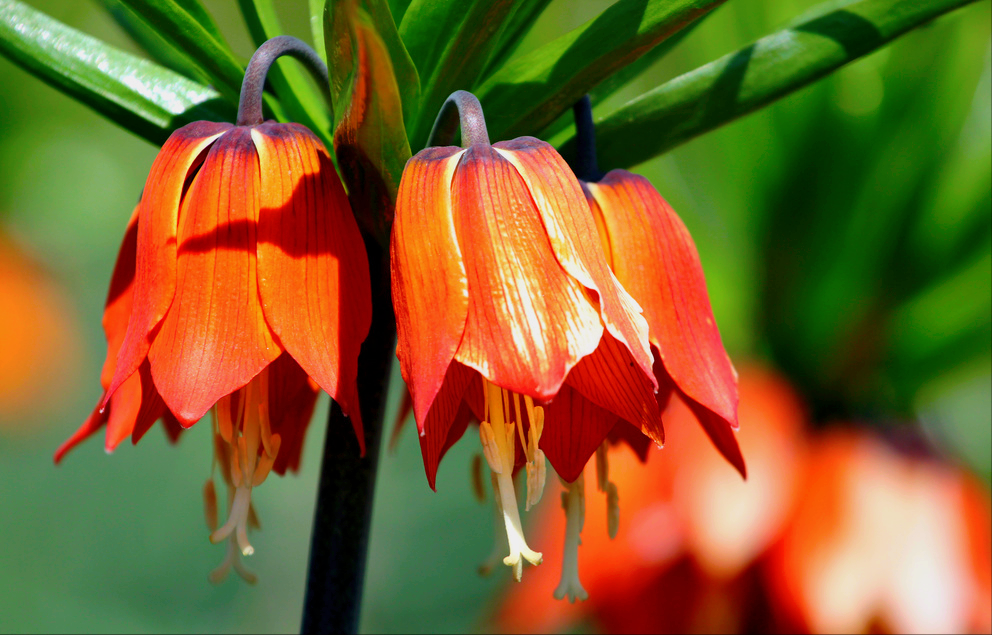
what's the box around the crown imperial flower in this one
[391,91,662,585]
[55,38,371,582]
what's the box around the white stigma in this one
[554,473,589,603]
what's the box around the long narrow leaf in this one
[117,0,244,101]
[0,0,232,145]
[481,0,554,80]
[238,0,332,144]
[562,0,981,169]
[402,0,516,147]
[475,0,726,141]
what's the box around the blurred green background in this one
[0,0,988,632]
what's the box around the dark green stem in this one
[426,90,491,148]
[237,35,328,127]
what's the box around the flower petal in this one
[266,352,320,475]
[100,206,139,389]
[54,400,108,463]
[540,384,618,483]
[253,122,371,449]
[565,332,664,446]
[391,146,470,427]
[148,127,280,425]
[105,121,231,406]
[588,171,740,458]
[494,138,655,387]
[105,359,167,452]
[418,362,477,490]
[451,144,603,399]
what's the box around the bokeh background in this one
[0,0,988,632]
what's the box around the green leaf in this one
[563,0,982,169]
[310,0,327,62]
[401,0,517,148]
[351,0,419,132]
[170,0,227,46]
[475,0,726,141]
[0,0,233,145]
[481,0,554,80]
[327,0,413,243]
[238,0,332,146]
[117,0,245,101]
[99,0,210,83]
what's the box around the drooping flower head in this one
[55,38,372,582]
[391,91,663,586]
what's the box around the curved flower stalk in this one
[55,37,372,582]
[391,90,662,585]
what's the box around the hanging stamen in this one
[595,441,620,539]
[554,473,589,603]
[207,367,280,573]
[521,395,547,510]
[471,454,487,503]
[479,473,509,576]
[478,379,543,581]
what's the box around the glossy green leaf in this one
[99,0,210,84]
[238,0,332,145]
[327,0,413,243]
[310,0,327,61]
[171,0,227,46]
[0,0,233,145]
[475,0,726,141]
[401,0,516,148]
[353,0,419,132]
[481,0,554,80]
[562,0,981,169]
[117,0,244,101]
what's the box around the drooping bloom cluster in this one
[56,119,371,581]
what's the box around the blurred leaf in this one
[310,0,326,62]
[0,0,233,145]
[401,0,515,148]
[476,0,726,141]
[170,0,227,46]
[238,0,332,146]
[480,0,554,79]
[563,0,981,169]
[99,0,210,83]
[327,0,412,243]
[117,0,244,101]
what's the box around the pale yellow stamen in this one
[479,473,510,576]
[554,473,589,603]
[478,379,543,581]
[207,367,280,575]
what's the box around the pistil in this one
[554,473,589,602]
[478,379,543,581]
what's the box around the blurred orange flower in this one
[496,364,992,634]
[55,120,372,581]
[391,135,660,581]
[0,230,81,425]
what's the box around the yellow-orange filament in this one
[478,379,543,581]
[204,367,281,583]
[596,442,620,539]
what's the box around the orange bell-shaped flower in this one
[56,40,372,582]
[391,91,661,583]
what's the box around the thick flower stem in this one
[300,236,395,635]
[426,90,491,148]
[571,95,603,182]
[237,35,330,127]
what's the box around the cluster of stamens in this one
[477,379,547,581]
[203,368,281,584]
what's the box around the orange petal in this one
[105,359,167,452]
[588,171,739,446]
[390,146,469,427]
[148,127,280,425]
[540,383,618,483]
[418,362,476,490]
[266,352,320,475]
[100,206,139,389]
[54,399,109,463]
[253,122,371,451]
[494,138,655,387]
[451,144,603,399]
[565,332,664,446]
[106,121,231,406]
